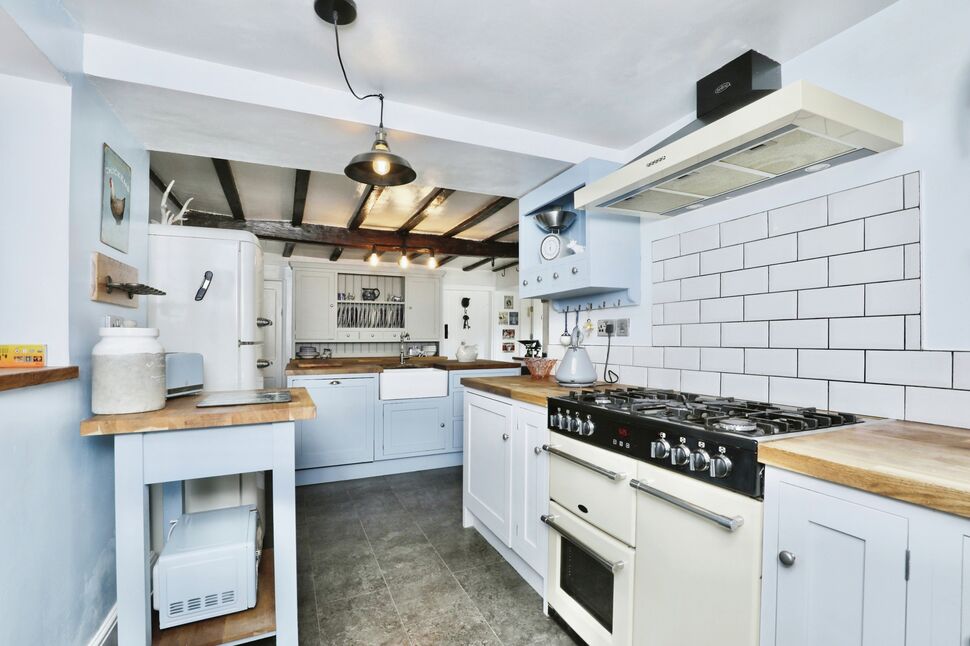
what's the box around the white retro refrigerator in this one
[148,224,266,515]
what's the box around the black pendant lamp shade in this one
[345,128,417,187]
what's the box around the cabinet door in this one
[292,376,375,469]
[463,392,513,545]
[293,269,335,341]
[406,276,440,340]
[510,405,549,575]
[963,536,970,644]
[773,482,908,646]
[379,399,448,459]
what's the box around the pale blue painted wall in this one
[0,1,149,643]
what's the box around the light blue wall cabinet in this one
[379,398,451,459]
[518,159,641,311]
[290,375,377,469]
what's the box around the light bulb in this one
[368,251,379,266]
[399,253,409,269]
[427,254,438,269]
[372,158,391,176]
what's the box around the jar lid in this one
[99,327,160,338]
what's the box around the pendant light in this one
[427,251,438,269]
[398,247,409,269]
[316,0,416,187]
[367,246,380,266]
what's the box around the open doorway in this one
[441,287,492,360]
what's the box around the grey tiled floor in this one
[288,466,575,646]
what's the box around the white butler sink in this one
[379,367,448,400]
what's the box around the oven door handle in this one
[540,514,625,574]
[629,479,744,532]
[542,444,626,482]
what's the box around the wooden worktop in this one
[0,366,79,392]
[285,356,521,375]
[759,418,970,519]
[460,375,624,407]
[79,388,316,436]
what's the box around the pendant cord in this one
[333,10,384,128]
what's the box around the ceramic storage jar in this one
[92,327,166,414]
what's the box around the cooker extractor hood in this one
[575,63,903,218]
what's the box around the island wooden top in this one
[0,366,78,392]
[80,388,316,436]
[285,356,521,375]
[759,418,970,519]
[460,375,624,407]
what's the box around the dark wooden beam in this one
[436,256,457,267]
[149,168,183,211]
[443,196,514,238]
[282,242,295,258]
[347,185,383,230]
[484,224,518,242]
[329,247,344,262]
[211,158,245,221]
[397,188,455,233]
[492,260,518,272]
[462,258,493,272]
[181,212,518,258]
[291,169,310,227]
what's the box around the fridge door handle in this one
[194,270,213,301]
[238,340,261,346]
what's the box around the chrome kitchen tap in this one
[399,331,411,365]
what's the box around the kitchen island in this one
[81,389,315,646]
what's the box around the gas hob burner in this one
[714,417,759,433]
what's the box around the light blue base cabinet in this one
[450,368,522,452]
[289,374,377,469]
[378,397,451,459]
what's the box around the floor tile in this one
[405,605,500,646]
[311,551,386,601]
[317,587,409,646]
[387,570,477,625]
[425,525,503,573]
[376,541,450,587]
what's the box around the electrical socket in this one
[597,319,616,337]
[615,318,630,337]
[103,315,124,328]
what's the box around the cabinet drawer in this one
[337,330,359,341]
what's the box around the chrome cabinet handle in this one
[542,444,625,482]
[629,479,744,532]
[256,317,273,327]
[541,514,624,574]
[502,433,510,441]
[779,550,796,567]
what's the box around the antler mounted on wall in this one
[159,180,194,225]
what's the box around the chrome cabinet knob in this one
[553,272,559,279]
[534,446,542,455]
[440,422,446,428]
[650,438,670,459]
[256,359,272,369]
[670,444,690,466]
[689,448,710,472]
[709,454,733,479]
[779,551,796,567]
[502,433,510,441]
[571,267,579,275]
[522,280,528,286]
[537,275,543,283]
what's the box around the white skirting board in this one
[295,452,463,486]
[87,604,117,646]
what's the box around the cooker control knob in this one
[569,413,582,433]
[689,448,710,472]
[550,410,561,429]
[650,438,670,459]
[582,415,595,436]
[709,454,733,479]
[558,409,570,431]
[670,444,690,466]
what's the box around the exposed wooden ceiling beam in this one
[149,168,183,211]
[492,260,518,272]
[282,242,295,258]
[443,196,514,238]
[181,212,518,258]
[462,258,493,272]
[211,158,245,221]
[484,224,518,242]
[347,185,383,230]
[329,247,343,262]
[436,256,457,267]
[291,169,310,227]
[397,188,455,234]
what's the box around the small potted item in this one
[456,342,479,363]
[92,326,167,414]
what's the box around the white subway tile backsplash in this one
[652,304,664,325]
[744,292,797,321]
[647,367,681,390]
[769,319,828,348]
[829,316,905,350]
[769,258,828,292]
[797,220,864,259]
[700,245,744,275]
[633,346,664,368]
[745,349,797,376]
[865,279,920,316]
[680,274,720,301]
[865,209,919,249]
[798,349,865,381]
[721,373,769,401]
[664,300,700,324]
[618,365,647,387]
[682,323,721,347]
[769,377,829,409]
[720,212,767,246]
[653,280,681,304]
[664,254,700,280]
[866,351,952,388]
[607,345,634,366]
[953,353,970,390]
[903,172,920,209]
[721,267,768,296]
[768,197,827,236]
[829,382,905,419]
[700,297,744,323]
[681,225,720,254]
[744,234,797,267]
[651,261,664,283]
[828,177,904,224]
[829,247,904,286]
[904,243,920,279]
[905,315,921,350]
[905,387,970,428]
[652,235,680,261]
[681,370,721,396]
[701,347,744,373]
[722,321,768,348]
[665,347,700,370]
[798,285,865,318]
[652,325,681,347]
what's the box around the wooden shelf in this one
[152,548,276,646]
[0,366,78,392]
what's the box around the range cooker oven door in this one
[631,461,763,646]
[545,501,635,646]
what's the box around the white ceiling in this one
[64,0,897,149]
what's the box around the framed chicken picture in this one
[100,143,131,253]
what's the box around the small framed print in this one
[100,143,132,253]
[503,295,515,309]
[501,342,515,353]
[498,312,509,325]
[502,328,516,339]
[508,311,519,326]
